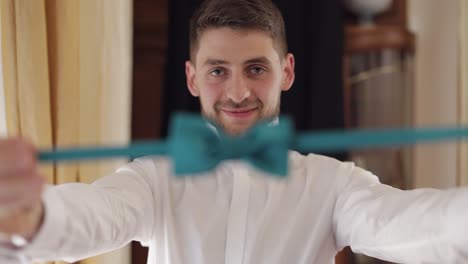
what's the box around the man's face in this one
[185,27,295,135]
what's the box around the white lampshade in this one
[343,0,393,25]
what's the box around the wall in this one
[460,1,468,185]
[408,0,460,188]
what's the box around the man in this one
[1,0,467,263]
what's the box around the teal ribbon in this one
[39,112,468,176]
[38,141,167,162]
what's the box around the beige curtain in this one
[1,1,132,264]
[460,0,468,185]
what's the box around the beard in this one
[201,98,280,136]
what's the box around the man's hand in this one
[0,138,45,244]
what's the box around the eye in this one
[249,66,266,75]
[210,68,225,77]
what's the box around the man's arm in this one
[0,138,159,262]
[333,165,468,263]
[23,158,159,262]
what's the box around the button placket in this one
[225,163,251,264]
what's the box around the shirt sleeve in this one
[17,158,159,263]
[333,164,468,263]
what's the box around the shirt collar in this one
[206,117,280,137]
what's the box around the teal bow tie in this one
[168,113,292,176]
[39,112,468,177]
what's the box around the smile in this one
[220,107,258,119]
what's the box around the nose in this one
[225,71,251,103]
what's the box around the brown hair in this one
[189,0,287,62]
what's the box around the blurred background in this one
[0,0,467,263]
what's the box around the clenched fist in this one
[0,138,45,246]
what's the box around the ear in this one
[281,53,295,92]
[185,60,199,97]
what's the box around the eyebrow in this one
[203,59,229,66]
[202,56,272,67]
[244,56,271,65]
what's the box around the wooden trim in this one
[131,0,168,261]
[131,0,168,140]
[345,25,415,54]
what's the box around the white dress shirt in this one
[2,151,468,263]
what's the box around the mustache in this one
[215,99,262,110]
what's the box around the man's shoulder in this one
[287,151,357,185]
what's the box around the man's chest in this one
[161,162,339,263]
